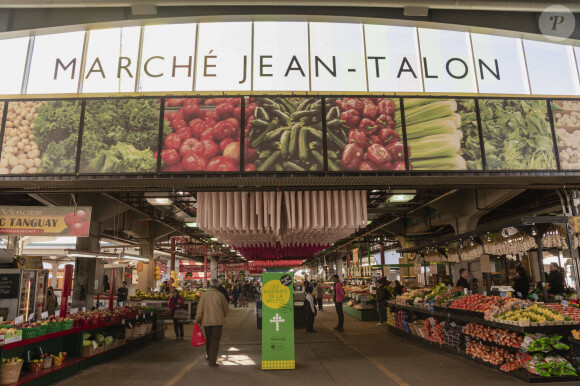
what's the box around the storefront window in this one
[0,37,29,95]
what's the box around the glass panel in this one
[551,100,580,170]
[325,97,405,171]
[309,22,367,92]
[523,40,580,96]
[161,97,241,172]
[27,32,85,94]
[404,98,482,170]
[245,97,323,171]
[471,34,529,95]
[138,23,197,92]
[83,27,141,93]
[364,24,422,92]
[80,98,162,174]
[253,21,309,91]
[418,29,477,93]
[0,100,81,174]
[0,37,29,94]
[195,22,252,91]
[479,99,556,170]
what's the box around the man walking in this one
[376,278,390,326]
[195,278,229,368]
[314,281,324,311]
[333,274,344,332]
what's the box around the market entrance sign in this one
[261,272,295,370]
[0,18,578,96]
[0,206,92,236]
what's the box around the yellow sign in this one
[262,280,291,309]
[0,206,92,237]
[569,216,580,233]
[16,256,43,270]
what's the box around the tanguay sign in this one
[0,18,579,96]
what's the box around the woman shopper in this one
[305,286,317,333]
[168,288,185,340]
[333,274,345,332]
[46,286,58,316]
[314,281,324,311]
[512,266,530,299]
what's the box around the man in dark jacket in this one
[456,269,471,291]
[376,278,390,326]
[217,282,230,304]
[547,263,565,295]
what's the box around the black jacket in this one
[456,277,471,290]
[547,270,565,295]
[512,276,530,299]
[218,285,230,303]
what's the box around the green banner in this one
[261,272,295,370]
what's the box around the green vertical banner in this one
[261,272,295,370]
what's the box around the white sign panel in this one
[309,22,367,92]
[418,28,476,93]
[253,21,309,91]
[27,31,86,94]
[83,27,141,93]
[138,23,197,92]
[364,24,422,92]
[0,37,29,94]
[524,39,580,96]
[471,34,529,95]
[195,22,252,91]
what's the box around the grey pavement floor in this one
[56,303,579,386]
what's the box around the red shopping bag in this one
[192,323,206,347]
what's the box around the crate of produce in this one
[61,320,74,330]
[41,357,52,369]
[20,327,38,340]
[26,360,42,374]
[1,360,23,385]
[37,323,49,336]
[52,356,64,367]
[47,321,62,333]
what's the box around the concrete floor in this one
[57,303,578,386]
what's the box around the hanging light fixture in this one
[531,224,537,236]
[470,237,475,247]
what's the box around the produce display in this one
[244,97,324,171]
[522,333,570,353]
[479,99,556,170]
[80,99,167,173]
[403,98,481,170]
[325,97,406,171]
[130,289,203,301]
[421,318,444,344]
[449,294,507,313]
[395,288,430,305]
[552,100,580,170]
[465,341,517,366]
[463,323,523,348]
[524,354,578,377]
[544,303,580,322]
[0,100,81,175]
[160,97,241,172]
[426,284,464,305]
[492,304,570,325]
[442,321,465,350]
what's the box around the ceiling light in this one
[146,197,172,205]
[486,233,491,242]
[387,194,415,203]
[185,222,198,228]
[121,253,149,262]
[470,238,475,247]
[210,237,218,241]
[531,224,537,236]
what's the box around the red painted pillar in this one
[380,243,385,265]
[108,268,116,310]
[203,245,208,289]
[170,237,176,290]
[60,264,74,316]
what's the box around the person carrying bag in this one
[168,289,186,340]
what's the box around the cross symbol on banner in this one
[270,313,285,331]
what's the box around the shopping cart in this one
[239,294,248,307]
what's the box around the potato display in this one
[552,100,580,170]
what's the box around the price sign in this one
[517,292,522,298]
[141,302,146,307]
[41,311,48,320]
[562,300,568,306]
[122,319,125,325]
[15,315,23,325]
[150,312,153,317]
[92,341,98,349]
[71,308,78,314]
[28,313,35,322]
[533,294,539,300]
[0,317,3,322]
[483,291,487,296]
[128,322,132,328]
[55,310,60,318]
[82,307,86,312]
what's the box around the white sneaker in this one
[376,322,384,326]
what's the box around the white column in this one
[50,261,58,287]
[210,256,219,281]
[335,258,343,279]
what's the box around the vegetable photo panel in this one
[244,97,323,172]
[0,100,82,175]
[551,100,580,170]
[161,97,241,172]
[80,98,163,174]
[325,97,406,171]
[479,99,557,170]
[403,98,482,171]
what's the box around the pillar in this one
[380,243,385,265]
[335,257,343,279]
[138,240,154,292]
[49,261,59,288]
[72,233,100,310]
[210,255,219,282]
